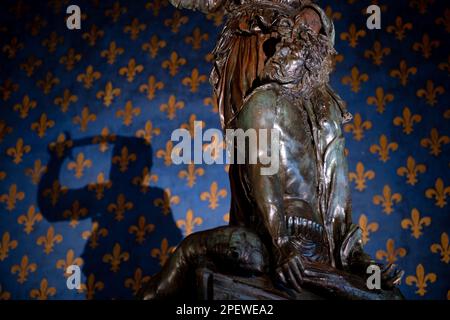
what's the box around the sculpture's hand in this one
[276,254,305,292]
[380,263,404,289]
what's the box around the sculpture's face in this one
[262,21,335,94]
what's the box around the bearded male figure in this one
[139,0,404,300]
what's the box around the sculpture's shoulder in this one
[235,83,286,130]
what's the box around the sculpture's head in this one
[262,5,336,96]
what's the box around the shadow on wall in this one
[38,134,182,299]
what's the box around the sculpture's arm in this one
[168,0,226,14]
[234,88,293,266]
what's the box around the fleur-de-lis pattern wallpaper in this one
[0,0,448,300]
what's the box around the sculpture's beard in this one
[262,26,336,97]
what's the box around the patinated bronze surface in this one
[138,0,404,300]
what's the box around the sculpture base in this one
[195,268,323,300]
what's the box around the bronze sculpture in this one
[139,0,404,300]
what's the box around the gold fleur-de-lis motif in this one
[139,75,164,101]
[67,153,92,179]
[1,286,11,300]
[107,194,133,221]
[36,226,63,255]
[0,120,12,142]
[182,68,207,92]
[0,79,19,101]
[162,52,186,76]
[124,18,146,40]
[344,113,372,141]
[435,8,450,33]
[438,55,450,74]
[49,133,73,158]
[132,167,158,194]
[160,95,184,120]
[29,278,56,300]
[397,156,426,186]
[420,128,449,156]
[13,95,36,119]
[41,32,63,53]
[181,115,204,137]
[105,1,127,22]
[92,127,116,152]
[200,182,227,209]
[20,55,42,76]
[73,106,96,131]
[203,133,225,161]
[364,41,391,65]
[125,268,151,296]
[325,5,342,20]
[430,233,450,264]
[409,0,434,14]
[96,81,121,107]
[47,0,68,14]
[54,89,77,113]
[82,222,108,249]
[358,214,378,244]
[56,249,83,277]
[17,205,42,234]
[151,238,175,266]
[77,65,101,89]
[376,239,407,264]
[31,113,55,138]
[154,188,180,215]
[59,48,81,71]
[3,37,24,58]
[341,66,368,93]
[203,95,219,113]
[119,58,143,82]
[146,0,169,16]
[401,208,431,239]
[37,72,60,94]
[185,27,209,50]
[0,232,18,261]
[42,180,67,206]
[405,264,436,296]
[11,255,37,283]
[177,209,203,236]
[102,243,129,272]
[79,274,104,300]
[26,15,47,36]
[340,24,366,47]
[128,216,155,244]
[349,162,375,191]
[412,33,439,59]
[223,213,230,223]
[100,41,124,64]
[393,107,422,135]
[0,184,25,211]
[425,178,450,208]
[164,10,189,33]
[88,172,112,200]
[373,185,402,215]
[390,60,417,86]
[7,138,31,164]
[387,16,413,41]
[24,159,47,185]
[142,35,166,59]
[156,141,176,166]
[63,201,88,228]
[116,100,141,126]
[82,24,104,46]
[370,135,398,162]
[135,120,160,145]
[416,80,445,106]
[178,163,205,188]
[112,146,137,172]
